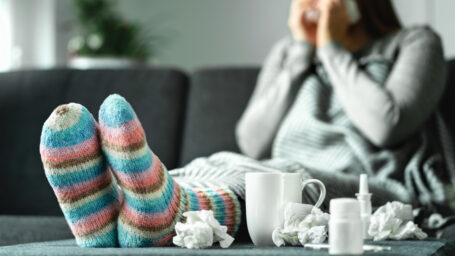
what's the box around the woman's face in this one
[299,0,322,24]
[300,0,361,25]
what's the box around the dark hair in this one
[355,0,402,39]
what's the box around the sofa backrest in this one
[440,59,455,134]
[0,68,188,215]
[0,59,454,216]
[179,67,259,165]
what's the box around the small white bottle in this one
[356,174,373,240]
[329,198,364,255]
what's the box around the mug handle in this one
[301,179,326,209]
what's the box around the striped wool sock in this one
[98,94,241,247]
[40,103,121,247]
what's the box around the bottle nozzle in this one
[358,174,370,195]
[356,174,373,240]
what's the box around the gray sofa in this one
[0,65,455,255]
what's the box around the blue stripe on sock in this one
[99,94,135,128]
[46,161,105,187]
[79,226,118,248]
[64,192,118,223]
[180,187,188,212]
[205,189,226,225]
[41,107,95,148]
[117,223,162,247]
[105,151,153,174]
[185,188,200,211]
[123,175,176,213]
[205,190,227,203]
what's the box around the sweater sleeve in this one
[317,27,447,147]
[236,36,315,159]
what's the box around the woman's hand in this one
[317,0,350,47]
[288,0,318,44]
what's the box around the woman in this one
[39,0,453,248]
[237,0,454,213]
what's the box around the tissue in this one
[368,201,427,241]
[173,210,234,249]
[272,203,330,247]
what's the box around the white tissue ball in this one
[173,222,214,249]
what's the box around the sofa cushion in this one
[0,68,188,215]
[0,238,452,256]
[179,67,259,165]
[0,215,72,246]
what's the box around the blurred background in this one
[0,0,454,71]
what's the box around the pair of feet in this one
[40,94,241,247]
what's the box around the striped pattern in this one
[98,94,241,247]
[40,103,120,248]
[187,187,241,234]
[170,151,315,201]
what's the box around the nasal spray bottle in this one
[356,174,372,240]
[328,175,372,255]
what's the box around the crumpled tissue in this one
[173,210,234,249]
[272,202,330,247]
[368,201,427,241]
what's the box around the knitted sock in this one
[98,94,241,247]
[40,103,121,247]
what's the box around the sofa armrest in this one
[0,215,73,246]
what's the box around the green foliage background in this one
[71,0,151,60]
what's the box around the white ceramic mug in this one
[245,172,326,246]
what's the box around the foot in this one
[98,94,241,247]
[40,103,121,247]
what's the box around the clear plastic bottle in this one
[329,198,364,255]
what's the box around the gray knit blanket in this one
[171,57,455,212]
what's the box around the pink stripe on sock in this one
[101,126,144,147]
[72,202,119,235]
[54,172,110,198]
[40,134,98,160]
[112,154,162,188]
[42,144,99,165]
[195,190,212,210]
[121,183,181,227]
[99,117,141,137]
[215,189,233,228]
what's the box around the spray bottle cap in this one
[330,198,361,219]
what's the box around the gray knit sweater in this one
[236,26,455,212]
